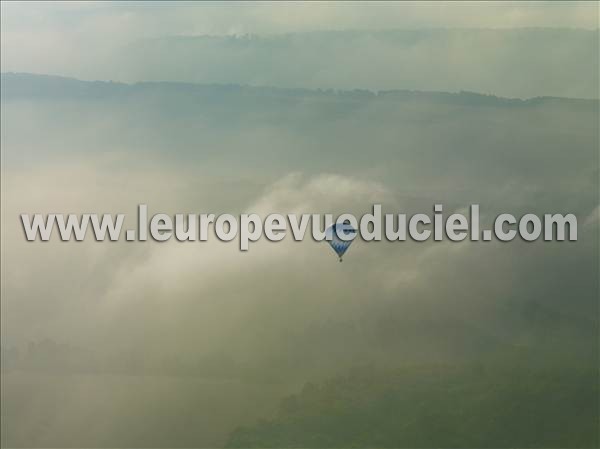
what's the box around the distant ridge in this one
[2,72,596,106]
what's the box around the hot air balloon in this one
[326,221,357,262]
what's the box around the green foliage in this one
[227,362,599,448]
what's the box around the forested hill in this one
[5,28,597,99]
[2,72,596,107]
[226,362,599,448]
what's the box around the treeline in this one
[227,360,599,448]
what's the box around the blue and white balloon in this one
[325,221,357,262]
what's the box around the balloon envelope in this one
[326,222,357,260]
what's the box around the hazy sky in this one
[1,1,598,69]
[2,1,598,38]
[2,1,598,99]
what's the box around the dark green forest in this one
[228,358,598,447]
